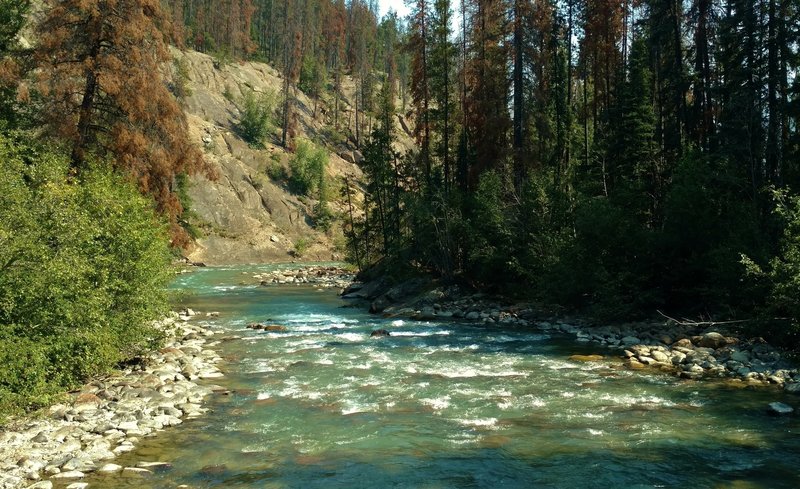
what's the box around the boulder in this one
[784,383,800,395]
[415,307,436,321]
[730,350,750,363]
[369,296,391,314]
[650,350,670,363]
[621,336,641,346]
[672,338,693,348]
[51,471,85,479]
[697,332,728,349]
[370,329,391,338]
[670,351,687,365]
[625,358,645,370]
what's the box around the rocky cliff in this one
[174,49,379,264]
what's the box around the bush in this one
[237,88,277,147]
[0,134,172,420]
[289,139,328,198]
[172,55,192,99]
[293,237,311,258]
[742,189,800,346]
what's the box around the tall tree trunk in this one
[766,0,781,184]
[72,38,102,169]
[512,0,524,192]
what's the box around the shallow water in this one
[83,265,800,488]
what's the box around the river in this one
[83,264,800,488]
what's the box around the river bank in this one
[341,275,800,403]
[0,311,226,489]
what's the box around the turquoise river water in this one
[83,264,800,488]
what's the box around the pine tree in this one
[408,0,432,185]
[429,0,457,192]
[36,0,214,245]
[463,0,510,186]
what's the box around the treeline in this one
[348,0,800,343]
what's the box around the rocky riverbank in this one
[0,311,226,489]
[343,277,800,402]
[255,266,354,288]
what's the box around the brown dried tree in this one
[36,0,214,245]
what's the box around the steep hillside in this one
[174,49,391,264]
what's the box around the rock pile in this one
[255,266,353,288]
[0,313,225,489]
[531,321,800,388]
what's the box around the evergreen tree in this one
[36,0,214,245]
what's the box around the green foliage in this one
[175,173,203,240]
[464,171,520,283]
[660,152,765,311]
[289,139,328,198]
[0,0,28,53]
[298,53,326,98]
[313,200,336,233]
[237,88,277,147]
[293,238,311,258]
[267,160,288,182]
[0,134,172,420]
[172,55,193,99]
[742,190,800,344]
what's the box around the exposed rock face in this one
[174,49,357,265]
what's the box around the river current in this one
[84,264,800,488]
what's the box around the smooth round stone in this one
[97,463,122,472]
[51,470,85,479]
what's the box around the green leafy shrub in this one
[742,189,800,346]
[172,55,192,99]
[0,134,172,421]
[289,139,328,197]
[237,88,277,147]
[293,237,311,258]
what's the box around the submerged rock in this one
[263,325,287,332]
[768,402,794,415]
[569,354,604,362]
[370,329,391,338]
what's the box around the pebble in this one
[0,315,223,489]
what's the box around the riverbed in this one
[81,264,800,488]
